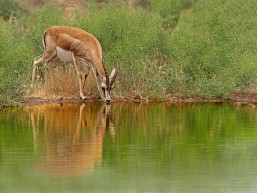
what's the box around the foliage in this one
[24,6,63,53]
[0,20,34,106]
[149,0,186,30]
[0,0,21,20]
[0,0,257,105]
[169,0,257,97]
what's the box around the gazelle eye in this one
[107,87,111,92]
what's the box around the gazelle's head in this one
[95,59,118,104]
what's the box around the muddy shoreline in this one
[21,91,257,106]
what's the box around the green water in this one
[1,102,257,193]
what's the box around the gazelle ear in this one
[110,68,116,79]
[109,67,118,87]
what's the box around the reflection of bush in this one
[109,103,257,165]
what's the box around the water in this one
[0,102,257,193]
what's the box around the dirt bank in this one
[21,91,257,106]
[229,91,257,104]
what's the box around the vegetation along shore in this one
[0,0,256,107]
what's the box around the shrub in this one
[0,20,34,105]
[167,0,257,98]
[0,0,21,20]
[24,6,63,53]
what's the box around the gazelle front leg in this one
[72,53,87,100]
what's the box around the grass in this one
[28,63,98,100]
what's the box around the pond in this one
[0,102,257,193]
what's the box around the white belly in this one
[56,47,73,62]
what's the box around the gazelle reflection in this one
[28,103,115,177]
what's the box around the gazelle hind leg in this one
[32,54,44,84]
[42,55,59,82]
[31,52,56,85]
[46,55,59,72]
[82,63,90,89]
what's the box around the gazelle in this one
[32,26,118,104]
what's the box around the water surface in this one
[0,102,257,193]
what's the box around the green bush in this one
[24,6,63,53]
[0,20,34,106]
[167,0,257,98]
[150,0,186,30]
[0,0,21,20]
[0,0,257,106]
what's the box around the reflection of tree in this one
[27,103,115,177]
